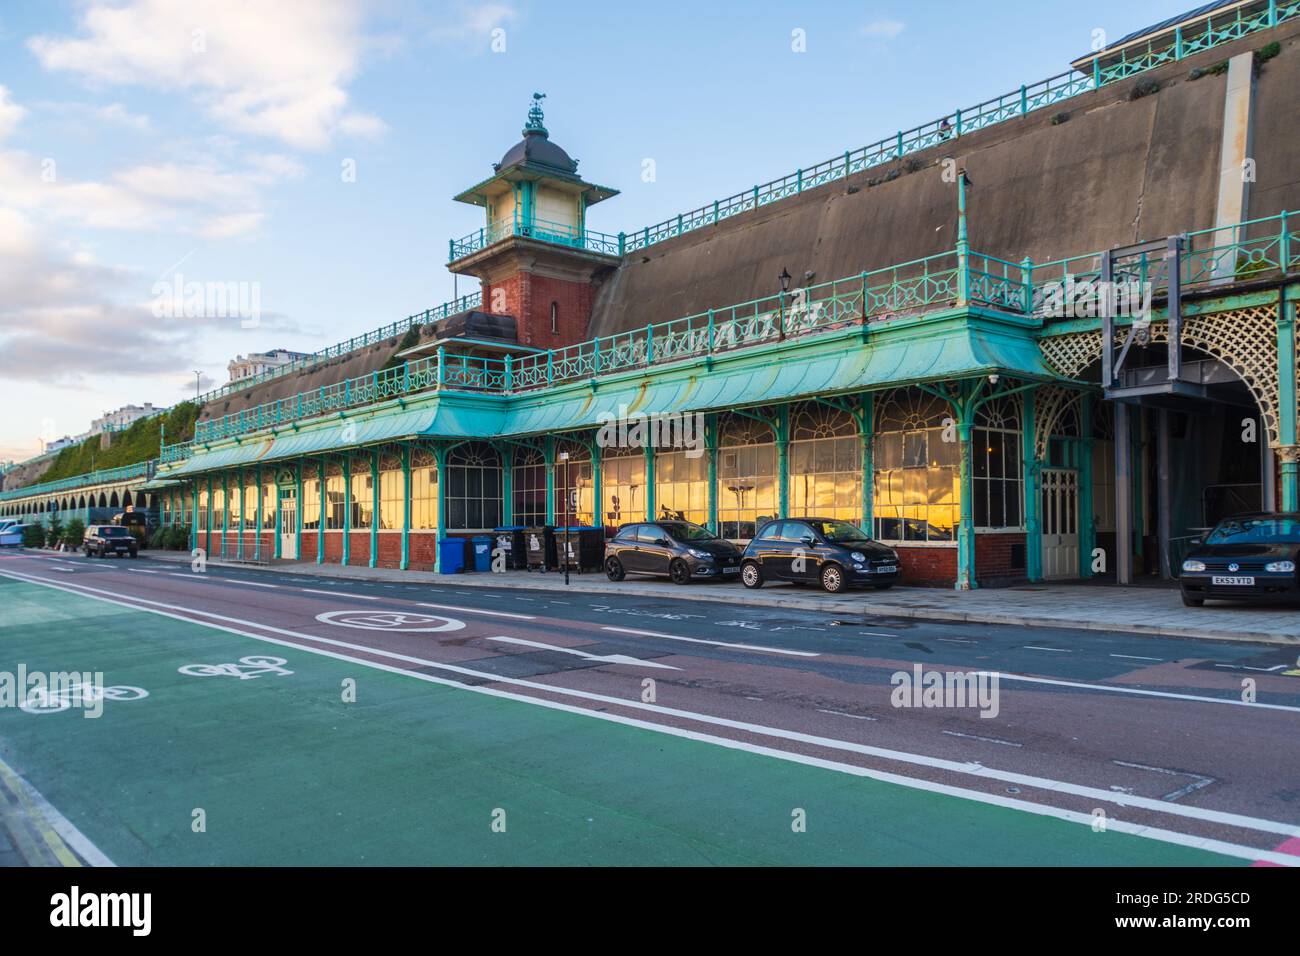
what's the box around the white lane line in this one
[417,602,535,621]
[1111,653,1163,662]
[3,566,1295,865]
[127,569,160,574]
[487,636,679,671]
[816,709,878,721]
[166,573,209,580]
[996,671,1300,713]
[602,625,819,658]
[1024,646,1071,653]
[943,731,1023,748]
[229,580,279,589]
[939,638,976,644]
[0,754,114,867]
[301,588,377,600]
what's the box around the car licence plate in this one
[722,566,739,574]
[876,565,897,574]
[1211,575,1254,586]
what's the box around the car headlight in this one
[1182,559,1206,573]
[1265,560,1296,573]
[687,548,711,559]
[851,552,866,562]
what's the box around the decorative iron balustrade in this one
[0,460,156,502]
[450,215,622,261]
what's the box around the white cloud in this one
[0,86,26,140]
[862,19,906,40]
[28,0,383,149]
[428,2,519,42]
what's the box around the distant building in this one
[90,403,158,433]
[43,436,77,453]
[228,349,311,384]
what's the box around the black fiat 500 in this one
[741,517,900,593]
[604,521,743,584]
[1179,513,1300,607]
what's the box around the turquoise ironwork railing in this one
[0,460,156,502]
[162,210,1299,458]
[616,0,1296,255]
[450,215,622,261]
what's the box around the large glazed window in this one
[410,448,438,530]
[512,446,547,527]
[378,453,403,530]
[350,457,373,530]
[789,403,861,524]
[873,389,959,543]
[601,446,646,528]
[302,476,321,531]
[444,442,502,530]
[555,440,594,526]
[972,394,1023,530]
[654,449,707,525]
[325,462,345,530]
[716,412,777,541]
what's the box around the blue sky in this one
[0,0,1194,463]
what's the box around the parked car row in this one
[604,517,900,593]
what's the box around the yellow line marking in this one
[0,758,81,866]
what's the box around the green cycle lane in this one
[0,576,1244,866]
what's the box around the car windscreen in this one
[660,523,715,542]
[100,527,131,537]
[1206,518,1300,544]
[810,520,870,543]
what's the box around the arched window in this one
[410,447,439,530]
[555,439,594,526]
[873,388,958,542]
[789,402,861,524]
[716,411,777,540]
[444,442,502,530]
[601,446,645,528]
[378,452,403,530]
[973,394,1023,529]
[512,446,546,526]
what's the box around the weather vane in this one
[525,92,547,133]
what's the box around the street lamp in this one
[778,268,791,340]
[558,450,571,586]
[194,370,202,400]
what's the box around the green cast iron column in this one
[236,469,245,561]
[1279,298,1298,510]
[191,479,199,552]
[341,456,351,566]
[369,449,379,568]
[294,463,303,561]
[956,382,977,590]
[1078,393,1096,578]
[706,415,718,534]
[221,473,229,559]
[861,393,874,531]
[644,445,656,521]
[544,437,556,524]
[434,445,447,573]
[316,458,325,565]
[591,445,603,530]
[1022,388,1042,581]
[400,445,411,570]
[273,468,284,560]
[501,446,514,525]
[205,475,213,555]
[254,465,262,562]
[776,406,790,518]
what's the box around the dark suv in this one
[605,521,743,584]
[84,525,139,559]
[741,518,899,593]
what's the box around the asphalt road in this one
[1,548,1298,866]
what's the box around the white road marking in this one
[417,602,535,620]
[1214,663,1287,672]
[301,588,377,600]
[229,580,279,589]
[0,754,114,867]
[602,625,819,658]
[4,567,1299,858]
[1111,654,1163,662]
[943,731,1023,748]
[996,671,1300,712]
[939,638,976,644]
[167,573,208,580]
[1024,646,1071,653]
[487,636,679,670]
[816,709,878,721]
[127,569,160,574]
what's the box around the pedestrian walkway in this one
[124,549,1300,646]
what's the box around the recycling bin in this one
[438,537,469,574]
[471,535,492,572]
[524,525,556,571]
[493,526,528,570]
[555,526,603,572]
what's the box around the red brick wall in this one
[301,532,319,561]
[348,531,370,566]
[895,546,957,587]
[409,531,438,570]
[375,532,402,568]
[975,532,1028,586]
[323,532,343,562]
[483,272,593,348]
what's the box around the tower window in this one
[550,301,559,333]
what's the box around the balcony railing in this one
[0,460,156,502]
[162,210,1298,460]
[450,215,622,261]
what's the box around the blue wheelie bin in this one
[471,535,493,572]
[438,537,468,574]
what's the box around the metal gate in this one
[278,488,297,560]
[1041,468,1079,579]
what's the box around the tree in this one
[63,518,85,549]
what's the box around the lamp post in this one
[194,370,202,400]
[778,268,791,340]
[559,450,570,585]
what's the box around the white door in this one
[1041,469,1079,579]
[279,490,297,560]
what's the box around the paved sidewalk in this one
[121,548,1300,646]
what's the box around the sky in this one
[0,0,1196,464]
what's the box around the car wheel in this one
[605,557,625,582]
[669,559,691,585]
[129,551,138,559]
[820,563,845,593]
[1181,592,1204,608]
[741,560,763,589]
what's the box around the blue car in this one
[741,517,901,593]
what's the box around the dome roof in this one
[496,128,578,176]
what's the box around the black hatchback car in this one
[83,524,139,559]
[604,521,743,584]
[1179,513,1300,606]
[741,517,900,593]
